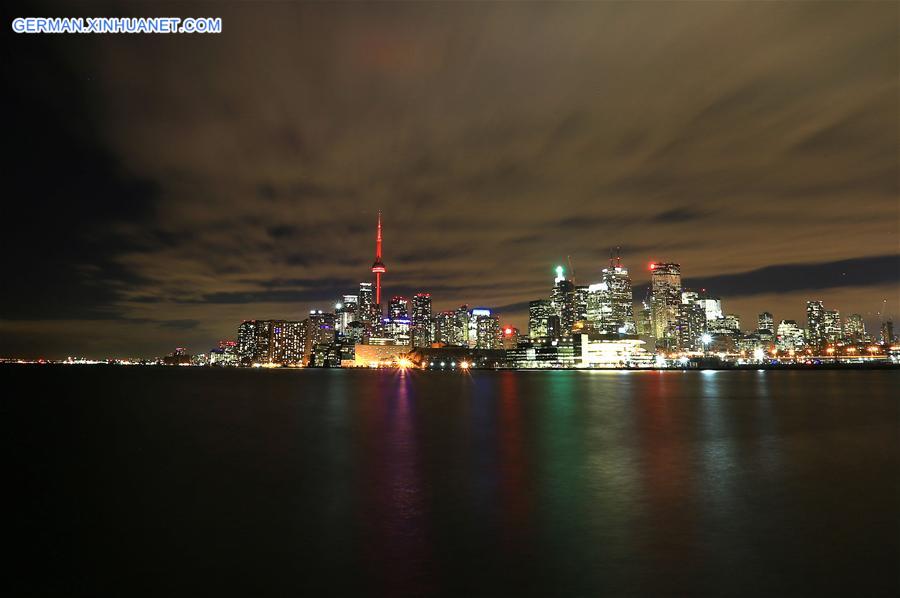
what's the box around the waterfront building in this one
[822,309,842,346]
[595,257,636,335]
[882,320,895,344]
[676,302,706,352]
[573,335,652,368]
[304,310,336,365]
[758,312,774,335]
[844,314,866,342]
[806,300,826,349]
[695,291,723,323]
[574,285,589,327]
[650,262,682,349]
[501,326,520,350]
[550,266,576,333]
[469,308,501,350]
[335,296,358,336]
[382,316,412,345]
[209,340,240,366]
[358,282,375,326]
[411,293,433,348]
[776,319,806,352]
[237,320,305,365]
[528,299,559,340]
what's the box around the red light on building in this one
[504,327,513,335]
[649,263,657,270]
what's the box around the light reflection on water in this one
[8,366,897,596]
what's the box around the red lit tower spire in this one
[371,210,386,307]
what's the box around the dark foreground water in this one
[5,366,899,596]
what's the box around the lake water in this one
[5,366,899,596]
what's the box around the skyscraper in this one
[389,296,410,319]
[550,266,575,334]
[650,262,682,348]
[529,299,558,340]
[371,211,386,309]
[599,256,635,335]
[758,312,774,334]
[806,300,825,349]
[358,282,374,326]
[411,293,433,348]
[844,313,866,342]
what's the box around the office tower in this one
[881,320,895,344]
[600,256,635,335]
[411,293,433,348]
[758,312,774,334]
[382,316,411,345]
[529,299,557,340]
[777,320,806,352]
[370,211,386,308]
[574,285,589,327]
[469,308,501,350]
[676,302,706,351]
[650,262,682,348]
[635,296,653,338]
[389,296,410,320]
[335,296,358,336]
[822,309,842,346]
[237,320,258,364]
[844,314,866,342]
[304,310,336,364]
[550,266,576,333]
[501,326,520,350]
[358,282,374,325]
[434,310,461,346]
[455,305,471,346]
[806,300,825,349]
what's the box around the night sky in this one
[3,1,898,358]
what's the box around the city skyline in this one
[3,2,898,358]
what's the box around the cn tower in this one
[371,210,386,307]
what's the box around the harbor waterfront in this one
[6,366,898,596]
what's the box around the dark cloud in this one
[2,1,897,357]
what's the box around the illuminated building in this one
[599,256,635,335]
[806,300,826,349]
[351,343,412,368]
[209,340,239,366]
[469,308,501,350]
[501,326,519,350]
[303,310,336,365]
[573,335,652,368]
[509,337,576,368]
[758,312,774,334]
[371,211,386,309]
[382,317,411,345]
[529,299,559,340]
[650,262,681,348]
[881,320,895,344]
[411,293,433,348]
[822,308,842,346]
[776,319,806,352]
[455,305,471,346]
[237,320,305,365]
[676,302,706,351]
[844,313,866,342]
[574,285,589,327]
[635,296,653,338]
[358,282,375,326]
[335,295,358,336]
[389,296,410,319]
[550,266,576,333]
[433,310,459,346]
